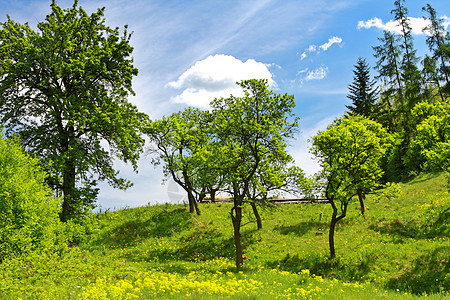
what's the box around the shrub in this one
[0,133,62,260]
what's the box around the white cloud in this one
[319,36,342,51]
[167,54,274,108]
[305,67,328,81]
[300,37,342,61]
[358,16,450,35]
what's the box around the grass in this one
[0,173,449,299]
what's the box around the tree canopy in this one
[0,0,148,221]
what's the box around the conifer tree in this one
[422,4,450,97]
[346,57,378,119]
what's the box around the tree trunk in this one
[61,159,76,222]
[250,202,262,230]
[231,200,243,269]
[328,199,348,259]
[210,189,216,203]
[329,201,338,259]
[357,189,366,216]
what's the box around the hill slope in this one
[0,173,449,299]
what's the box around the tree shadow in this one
[92,208,192,248]
[385,246,450,295]
[273,221,327,237]
[123,225,259,273]
[265,251,377,280]
[368,219,421,241]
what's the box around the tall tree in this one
[311,116,392,258]
[373,30,405,130]
[345,57,378,118]
[391,0,423,115]
[422,4,450,97]
[211,79,299,268]
[0,1,148,221]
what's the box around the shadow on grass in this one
[265,252,377,281]
[273,221,327,237]
[386,246,450,295]
[368,219,420,241]
[93,207,192,248]
[124,226,259,273]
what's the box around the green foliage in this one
[0,133,62,260]
[409,101,450,173]
[0,1,148,221]
[146,108,212,214]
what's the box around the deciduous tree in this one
[311,116,392,258]
[0,1,147,221]
[210,79,299,268]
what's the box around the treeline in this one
[345,1,450,182]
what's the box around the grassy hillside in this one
[0,173,449,299]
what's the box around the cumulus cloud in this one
[357,16,450,35]
[300,37,342,60]
[167,54,274,108]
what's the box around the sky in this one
[0,0,449,210]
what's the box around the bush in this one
[0,133,62,260]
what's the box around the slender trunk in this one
[193,195,201,216]
[328,199,348,259]
[250,202,262,230]
[231,198,243,269]
[329,201,338,259]
[357,189,366,216]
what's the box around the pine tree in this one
[346,57,378,118]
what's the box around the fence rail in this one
[200,198,329,204]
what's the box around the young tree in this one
[346,57,379,119]
[311,116,392,258]
[0,1,148,221]
[146,108,211,215]
[211,79,299,268]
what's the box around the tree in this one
[311,116,392,258]
[374,30,406,129]
[146,108,211,215]
[210,79,299,268]
[346,57,378,119]
[0,133,61,260]
[0,1,148,221]
[410,101,450,173]
[392,0,423,113]
[422,4,450,98]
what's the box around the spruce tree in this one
[346,57,378,118]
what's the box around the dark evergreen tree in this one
[346,57,378,118]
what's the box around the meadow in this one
[0,173,449,299]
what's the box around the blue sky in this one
[1,0,449,209]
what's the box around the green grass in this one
[0,173,449,299]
